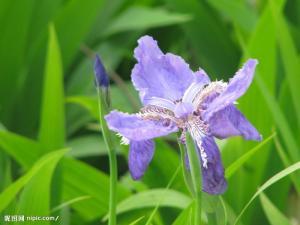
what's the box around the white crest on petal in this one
[140,104,178,124]
[182,82,206,105]
[192,81,227,110]
[186,119,208,168]
[146,97,176,111]
[116,133,130,145]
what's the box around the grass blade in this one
[274,136,300,194]
[259,192,292,225]
[145,165,181,225]
[234,161,300,224]
[255,75,300,160]
[226,133,276,178]
[129,216,145,225]
[51,196,91,213]
[269,0,300,127]
[172,203,194,225]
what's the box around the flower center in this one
[174,102,194,119]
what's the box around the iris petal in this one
[146,97,176,111]
[194,68,211,84]
[184,135,227,195]
[105,110,177,141]
[174,102,194,119]
[209,104,262,141]
[203,59,258,121]
[132,35,195,104]
[129,139,155,180]
[199,136,227,195]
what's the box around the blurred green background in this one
[0,0,300,224]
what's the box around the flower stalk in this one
[177,134,194,196]
[185,132,202,225]
[94,55,117,225]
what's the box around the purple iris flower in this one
[105,36,261,195]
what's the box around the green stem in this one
[96,88,117,225]
[185,133,202,225]
[177,134,194,196]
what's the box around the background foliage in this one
[0,0,300,224]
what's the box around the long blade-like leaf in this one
[102,189,191,221]
[0,149,67,213]
[226,133,276,178]
[38,24,65,152]
[269,0,300,127]
[259,192,292,225]
[234,162,300,224]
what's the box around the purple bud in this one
[94,55,109,88]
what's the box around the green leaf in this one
[103,189,191,221]
[234,161,300,224]
[164,0,239,77]
[269,0,300,127]
[145,165,181,225]
[255,75,300,160]
[172,203,193,225]
[225,133,276,178]
[38,24,65,152]
[128,216,145,225]
[202,194,227,225]
[15,149,68,225]
[0,131,41,169]
[102,6,191,36]
[62,158,129,220]
[207,0,257,32]
[142,139,185,190]
[0,123,6,131]
[231,1,282,210]
[54,0,104,67]
[67,82,139,120]
[0,149,67,213]
[0,0,35,122]
[66,96,98,119]
[67,135,111,158]
[274,137,300,194]
[222,200,244,225]
[51,196,91,213]
[259,192,292,225]
[0,131,129,220]
[0,151,11,192]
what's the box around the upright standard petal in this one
[105,110,178,141]
[199,136,227,195]
[174,102,194,119]
[203,59,258,121]
[129,139,155,180]
[132,35,195,104]
[208,105,262,141]
[194,68,211,84]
